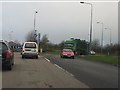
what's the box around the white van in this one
[21,42,38,59]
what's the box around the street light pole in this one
[34,11,38,31]
[97,22,104,54]
[80,2,93,54]
[104,28,112,45]
[34,10,38,42]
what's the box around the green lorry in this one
[64,38,89,55]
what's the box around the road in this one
[2,53,88,88]
[43,54,118,88]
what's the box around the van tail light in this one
[36,48,38,52]
[22,49,25,52]
[6,50,12,60]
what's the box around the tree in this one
[40,34,49,52]
[91,39,101,53]
[25,30,36,42]
[58,41,64,50]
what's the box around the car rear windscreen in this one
[0,42,8,53]
[63,49,72,52]
[0,42,8,59]
[25,43,36,48]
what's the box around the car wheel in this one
[36,56,38,59]
[8,64,12,70]
[12,61,15,65]
[72,56,74,59]
[22,55,24,59]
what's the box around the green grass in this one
[44,51,119,65]
[79,55,118,65]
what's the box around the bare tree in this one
[40,34,49,52]
[25,30,36,42]
[103,43,118,55]
[91,39,101,52]
[58,41,64,50]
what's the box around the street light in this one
[34,10,38,42]
[80,2,93,54]
[34,10,38,31]
[104,28,112,45]
[97,22,104,54]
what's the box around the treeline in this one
[25,30,118,55]
[39,35,64,52]
[91,39,118,55]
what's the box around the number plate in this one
[31,49,35,52]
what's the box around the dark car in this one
[0,41,14,70]
[60,49,75,59]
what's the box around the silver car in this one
[90,50,95,55]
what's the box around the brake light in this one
[22,49,25,52]
[72,52,74,55]
[36,48,38,52]
[6,50,12,60]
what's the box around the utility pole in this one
[97,22,104,54]
[80,2,93,54]
[34,10,38,42]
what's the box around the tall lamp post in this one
[80,2,93,54]
[104,28,112,55]
[104,28,112,46]
[34,10,38,42]
[97,22,104,54]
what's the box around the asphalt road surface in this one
[2,53,88,88]
[43,54,118,88]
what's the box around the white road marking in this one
[54,64,65,71]
[54,64,74,77]
[45,58,50,62]
[65,70,74,77]
[43,57,74,77]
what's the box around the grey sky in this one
[1,1,118,45]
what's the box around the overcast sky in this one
[0,1,118,45]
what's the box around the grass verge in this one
[79,55,118,65]
[44,51,119,66]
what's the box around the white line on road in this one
[45,58,50,62]
[65,70,74,77]
[43,57,74,77]
[54,64,74,77]
[54,64,65,71]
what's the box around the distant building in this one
[8,41,21,51]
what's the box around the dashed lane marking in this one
[44,58,50,62]
[54,64,65,71]
[54,64,74,77]
[43,57,74,77]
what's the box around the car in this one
[60,49,75,59]
[0,40,14,70]
[21,42,38,59]
[90,50,95,55]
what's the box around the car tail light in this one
[36,48,38,52]
[6,50,12,60]
[72,52,74,55]
[22,49,25,52]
